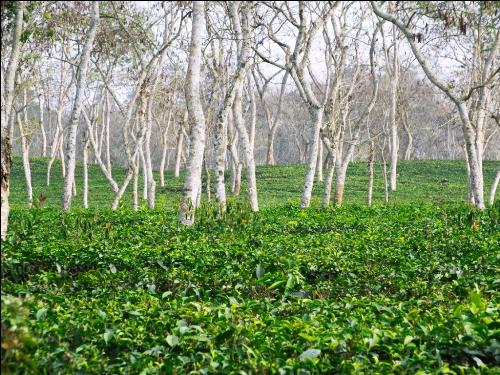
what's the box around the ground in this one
[2,157,499,373]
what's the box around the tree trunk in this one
[61,1,99,211]
[463,144,475,205]
[489,169,500,205]
[1,1,24,239]
[334,163,348,207]
[382,160,389,203]
[458,103,484,209]
[233,84,259,212]
[300,107,324,208]
[404,132,413,161]
[204,149,211,202]
[17,114,33,208]
[38,93,47,157]
[266,127,277,165]
[228,113,241,195]
[81,109,118,193]
[160,135,168,187]
[104,92,112,173]
[140,145,148,201]
[59,128,66,178]
[159,111,172,187]
[179,1,206,226]
[174,114,186,178]
[214,111,228,210]
[83,131,89,208]
[316,139,323,182]
[145,101,156,209]
[367,141,375,206]
[132,154,139,211]
[322,152,336,208]
[389,34,400,192]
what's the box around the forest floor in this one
[2,157,499,373]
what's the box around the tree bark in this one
[489,169,500,205]
[140,145,148,201]
[104,92,112,173]
[38,93,47,157]
[367,141,375,206]
[1,1,24,239]
[266,128,277,165]
[17,112,33,208]
[389,26,400,192]
[83,130,89,208]
[227,2,257,211]
[322,151,336,208]
[316,139,323,182]
[132,154,139,211]
[204,149,211,202]
[233,89,259,211]
[158,110,172,187]
[179,1,206,225]
[301,107,324,208]
[61,1,99,211]
[174,112,187,178]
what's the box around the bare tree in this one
[1,1,25,239]
[371,1,500,209]
[179,1,206,225]
[61,1,99,211]
[257,1,338,207]
[252,66,289,165]
[490,169,500,205]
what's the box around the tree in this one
[371,1,500,209]
[179,1,206,226]
[61,1,99,211]
[257,1,338,208]
[1,1,25,240]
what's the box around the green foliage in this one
[7,157,500,210]
[2,158,499,372]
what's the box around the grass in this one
[2,156,499,374]
[9,157,500,209]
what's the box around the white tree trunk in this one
[17,113,32,208]
[382,159,389,203]
[204,150,211,202]
[81,109,119,193]
[38,93,47,157]
[301,107,324,208]
[160,134,168,187]
[389,30,400,192]
[104,92,112,173]
[489,169,500,205]
[334,164,348,207]
[133,154,139,211]
[174,115,186,178]
[140,145,148,201]
[367,141,375,206]
[266,127,277,165]
[158,111,172,187]
[233,92,259,211]
[322,151,336,208]
[1,1,24,239]
[316,139,323,182]
[179,1,206,225]
[145,99,156,209]
[61,1,99,211]
[83,131,89,208]
[214,111,228,209]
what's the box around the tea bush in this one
[2,158,499,373]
